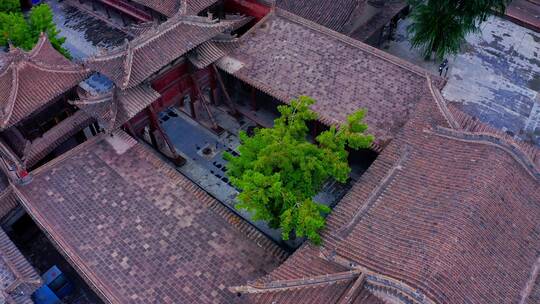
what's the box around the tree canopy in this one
[407,0,510,59]
[0,3,70,58]
[0,0,20,14]
[224,96,374,244]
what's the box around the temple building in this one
[0,228,41,303]
[0,34,93,180]
[274,0,408,45]
[0,1,537,303]
[232,90,540,304]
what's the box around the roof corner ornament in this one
[0,140,32,186]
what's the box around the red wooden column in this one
[147,104,176,155]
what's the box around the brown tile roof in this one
[72,84,161,130]
[276,0,362,32]
[276,0,406,41]
[0,185,17,220]
[15,131,284,303]
[505,0,540,32]
[349,1,407,42]
[183,0,220,15]
[25,110,95,167]
[235,86,540,304]
[0,228,42,304]
[218,9,441,149]
[85,15,247,89]
[0,34,91,129]
[188,39,241,69]
[131,0,219,17]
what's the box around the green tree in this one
[408,0,510,59]
[0,4,70,58]
[0,13,33,50]
[0,0,21,13]
[224,96,374,244]
[29,4,70,58]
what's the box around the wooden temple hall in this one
[0,1,538,304]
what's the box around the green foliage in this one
[0,0,21,13]
[29,4,70,58]
[0,13,33,50]
[0,4,70,58]
[407,0,510,59]
[224,96,374,244]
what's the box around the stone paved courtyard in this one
[383,16,540,146]
[48,0,127,59]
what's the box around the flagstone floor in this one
[383,16,540,146]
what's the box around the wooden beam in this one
[212,65,238,115]
[190,74,219,130]
[147,105,179,158]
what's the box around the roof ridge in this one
[231,270,360,294]
[1,65,19,128]
[130,15,232,50]
[426,75,459,129]
[28,33,48,58]
[336,145,411,237]
[26,60,89,74]
[70,91,114,106]
[429,127,540,180]
[122,41,135,89]
[180,0,188,14]
[448,103,540,164]
[519,256,540,304]
[320,250,437,304]
[0,229,42,298]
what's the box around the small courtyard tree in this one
[407,0,510,59]
[224,96,374,244]
[0,0,20,13]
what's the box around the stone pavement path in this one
[383,16,540,146]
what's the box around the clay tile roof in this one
[237,91,540,304]
[188,39,241,69]
[15,131,283,304]
[25,110,95,168]
[0,228,42,304]
[276,0,407,41]
[131,0,219,17]
[0,179,17,219]
[0,34,91,129]
[276,0,362,32]
[505,0,540,32]
[72,84,161,130]
[86,15,249,90]
[218,9,441,149]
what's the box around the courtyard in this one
[155,95,376,249]
[383,16,540,145]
